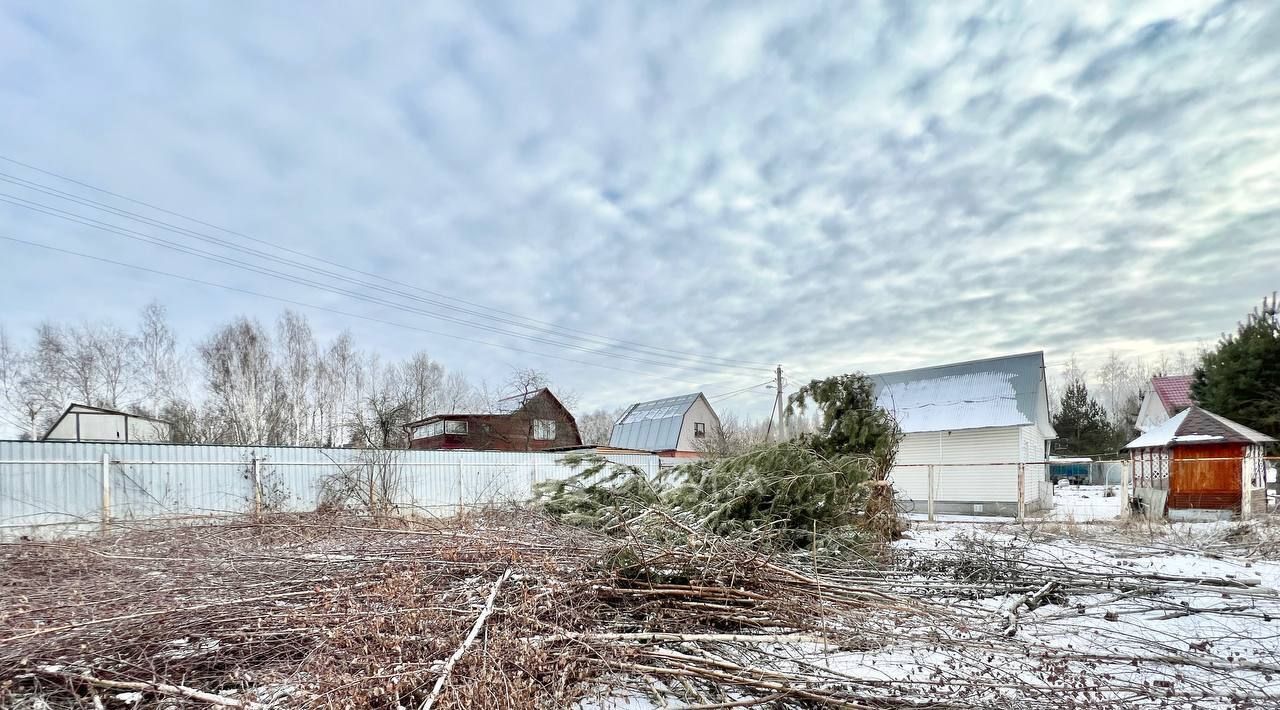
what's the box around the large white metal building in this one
[871,351,1057,516]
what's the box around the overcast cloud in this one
[1,0,1278,421]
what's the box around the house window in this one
[445,420,468,435]
[533,419,556,440]
[694,422,706,438]
[413,420,445,439]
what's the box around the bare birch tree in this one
[88,323,139,410]
[200,317,282,445]
[0,327,43,439]
[277,310,317,445]
[137,302,185,415]
[577,407,625,446]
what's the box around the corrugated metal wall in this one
[891,427,1024,503]
[0,441,658,535]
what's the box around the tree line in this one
[0,304,530,448]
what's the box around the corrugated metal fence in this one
[0,441,657,537]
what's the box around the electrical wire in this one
[0,193,765,378]
[708,381,774,402]
[0,155,775,370]
[0,234,755,389]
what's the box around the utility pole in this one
[774,364,785,441]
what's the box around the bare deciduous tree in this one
[277,310,317,445]
[577,407,625,446]
[0,326,43,439]
[137,302,185,416]
[200,317,282,445]
[349,355,414,449]
[693,412,770,458]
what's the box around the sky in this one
[1,0,1278,425]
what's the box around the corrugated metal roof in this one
[609,392,702,451]
[870,352,1047,434]
[1125,406,1277,448]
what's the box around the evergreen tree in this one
[785,373,901,475]
[1192,294,1280,436]
[1052,378,1119,456]
[535,371,906,547]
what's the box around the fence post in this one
[251,456,262,519]
[457,460,465,516]
[1119,459,1129,518]
[926,464,935,522]
[1016,462,1025,522]
[100,452,111,533]
[1241,454,1252,521]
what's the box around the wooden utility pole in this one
[775,365,785,441]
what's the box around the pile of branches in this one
[0,511,918,709]
[3,512,1279,708]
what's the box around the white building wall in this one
[1020,423,1052,509]
[890,427,1023,503]
[675,397,719,452]
[1134,388,1170,433]
[45,412,170,443]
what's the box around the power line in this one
[0,234,754,389]
[0,155,775,370]
[0,193,765,378]
[708,380,774,402]
[0,188,768,375]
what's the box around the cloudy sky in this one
[1,0,1277,421]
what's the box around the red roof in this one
[1151,375,1193,413]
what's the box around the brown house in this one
[404,388,582,452]
[1125,406,1275,520]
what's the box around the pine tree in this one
[1192,294,1280,436]
[1052,379,1119,456]
[784,373,900,475]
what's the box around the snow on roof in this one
[870,352,1048,434]
[609,392,706,451]
[1125,406,1277,449]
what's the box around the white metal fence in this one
[0,441,658,537]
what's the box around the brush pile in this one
[0,511,914,709]
[3,512,1279,709]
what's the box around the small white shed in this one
[871,351,1057,516]
[41,403,172,443]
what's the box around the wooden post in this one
[100,452,111,533]
[251,456,262,519]
[927,464,935,522]
[1241,452,1252,521]
[1119,457,1129,518]
[457,460,465,516]
[1016,463,1026,522]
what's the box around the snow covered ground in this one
[905,483,1123,524]
[1044,482,1123,521]
[592,512,1280,708]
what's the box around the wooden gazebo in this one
[1125,406,1274,520]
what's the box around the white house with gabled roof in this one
[871,351,1057,516]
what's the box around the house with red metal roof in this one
[1134,374,1195,433]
